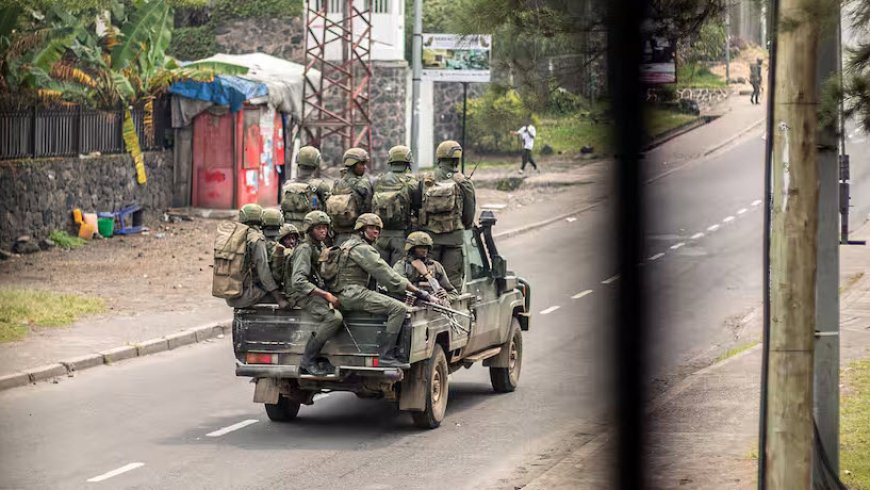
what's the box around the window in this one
[329,0,341,13]
[468,233,489,280]
[373,0,389,13]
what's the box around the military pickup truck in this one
[231,210,531,429]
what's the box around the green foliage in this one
[548,86,587,115]
[0,288,105,343]
[841,358,870,489]
[211,0,302,23]
[676,64,725,88]
[48,230,87,249]
[465,87,534,153]
[168,25,216,61]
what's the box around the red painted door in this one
[192,110,234,209]
[236,107,262,207]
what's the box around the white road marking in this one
[602,274,620,284]
[855,138,867,144]
[571,290,593,300]
[206,419,259,437]
[87,463,145,483]
[690,232,705,240]
[752,200,762,206]
[670,242,685,250]
[540,306,561,315]
[737,208,747,215]
[707,224,720,232]
[723,216,735,223]
[313,393,331,401]
[565,217,577,223]
[648,252,665,261]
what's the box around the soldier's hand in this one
[413,289,433,303]
[325,292,341,309]
[277,297,292,310]
[435,289,449,301]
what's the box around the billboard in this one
[421,34,492,83]
[640,34,677,84]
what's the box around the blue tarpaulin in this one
[168,75,268,113]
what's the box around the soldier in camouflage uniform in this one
[285,211,344,376]
[393,231,457,301]
[270,223,300,289]
[373,145,422,265]
[327,148,373,246]
[327,213,441,367]
[418,140,476,289]
[261,208,284,241]
[281,146,331,230]
[225,203,291,310]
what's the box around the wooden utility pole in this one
[765,0,820,487]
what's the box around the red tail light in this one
[246,352,276,364]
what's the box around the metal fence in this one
[0,100,169,160]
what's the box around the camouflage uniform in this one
[329,148,373,245]
[226,205,282,309]
[286,235,344,348]
[281,146,331,230]
[393,257,457,299]
[373,145,422,265]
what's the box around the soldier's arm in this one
[392,260,407,278]
[360,179,374,213]
[409,177,423,213]
[353,245,411,294]
[251,236,279,293]
[282,252,295,295]
[290,245,317,295]
[459,179,476,228]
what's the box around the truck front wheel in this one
[411,344,449,429]
[264,395,301,422]
[490,319,523,393]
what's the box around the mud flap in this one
[253,377,280,404]
[398,361,426,411]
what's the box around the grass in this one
[677,63,728,88]
[841,358,870,489]
[0,289,105,343]
[714,340,760,364]
[646,107,699,138]
[49,230,87,249]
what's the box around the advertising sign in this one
[421,34,492,83]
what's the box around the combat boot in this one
[299,334,334,376]
[376,330,410,369]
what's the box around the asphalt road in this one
[0,128,784,489]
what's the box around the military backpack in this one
[372,179,412,230]
[319,239,364,289]
[212,221,251,299]
[326,179,362,230]
[281,181,319,220]
[420,174,464,234]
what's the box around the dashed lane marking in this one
[571,290,593,300]
[707,224,720,232]
[752,200,762,206]
[540,306,561,315]
[566,217,577,223]
[670,242,685,250]
[87,463,145,483]
[723,216,735,223]
[206,419,259,438]
[648,252,665,261]
[602,274,620,284]
[737,208,747,215]
[690,232,705,240]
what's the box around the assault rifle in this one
[467,160,483,179]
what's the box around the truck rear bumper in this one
[236,363,404,381]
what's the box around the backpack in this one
[269,243,287,285]
[326,179,361,229]
[281,181,317,219]
[372,178,411,229]
[319,240,362,288]
[420,174,464,234]
[212,222,250,299]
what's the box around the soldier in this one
[285,211,344,376]
[270,223,301,288]
[281,146,331,230]
[261,208,284,241]
[325,213,442,368]
[418,140,476,289]
[225,203,290,310]
[749,58,763,105]
[372,145,422,265]
[393,231,458,301]
[326,147,373,245]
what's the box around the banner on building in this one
[421,34,492,83]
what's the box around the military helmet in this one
[404,231,433,252]
[277,223,301,242]
[301,210,331,233]
[435,140,462,161]
[388,145,413,164]
[354,213,384,231]
[296,146,322,168]
[261,208,284,227]
[238,203,264,225]
[342,147,369,167]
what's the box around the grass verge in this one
[714,340,759,364]
[841,358,870,489]
[0,289,105,343]
[677,64,728,88]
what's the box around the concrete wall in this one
[0,151,174,249]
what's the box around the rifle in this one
[405,292,471,319]
[410,259,445,299]
[467,160,482,179]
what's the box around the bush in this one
[168,25,217,62]
[48,230,86,249]
[549,87,586,115]
[465,88,537,154]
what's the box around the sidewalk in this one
[522,230,870,489]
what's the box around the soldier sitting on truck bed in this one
[226,204,291,310]
[285,211,344,376]
[270,223,300,290]
[393,231,458,302]
[322,213,444,368]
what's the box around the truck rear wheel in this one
[490,319,523,393]
[264,395,301,422]
[411,344,449,429]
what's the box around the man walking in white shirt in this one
[511,117,538,174]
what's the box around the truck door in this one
[462,230,501,352]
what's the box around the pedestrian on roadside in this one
[510,117,538,174]
[749,58,763,105]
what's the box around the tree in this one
[840,0,870,132]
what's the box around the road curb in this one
[493,203,601,241]
[701,116,766,157]
[0,320,231,393]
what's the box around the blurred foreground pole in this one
[764,0,820,487]
[606,0,647,488]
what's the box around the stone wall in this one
[214,18,305,63]
[369,61,408,170]
[0,151,174,250]
[433,82,485,156]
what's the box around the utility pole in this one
[410,0,423,172]
[725,8,731,84]
[764,0,820,486]
[814,0,842,482]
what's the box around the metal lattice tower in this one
[302,0,373,157]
